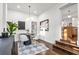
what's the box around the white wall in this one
[60,4,78,27]
[38,5,62,44]
[0,3,3,34]
[7,10,38,30]
[7,10,38,41]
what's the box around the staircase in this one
[53,40,79,55]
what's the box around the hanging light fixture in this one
[67,10,71,18]
[28,5,31,20]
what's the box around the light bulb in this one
[68,15,71,18]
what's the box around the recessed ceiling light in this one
[17,5,20,8]
[68,15,71,18]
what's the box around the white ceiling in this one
[7,3,62,16]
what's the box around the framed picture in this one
[40,19,49,31]
[18,21,25,30]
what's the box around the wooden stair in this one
[53,40,79,55]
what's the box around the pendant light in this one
[28,5,31,20]
[68,10,71,18]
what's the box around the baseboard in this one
[38,39,53,44]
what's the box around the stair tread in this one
[53,44,79,55]
[56,40,77,47]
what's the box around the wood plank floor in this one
[12,39,61,55]
[12,39,79,55]
[36,39,59,55]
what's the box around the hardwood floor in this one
[37,40,79,55]
[37,39,59,55]
[12,39,79,55]
[53,40,79,55]
[12,39,59,55]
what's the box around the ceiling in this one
[7,3,62,16]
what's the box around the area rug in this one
[18,42,49,55]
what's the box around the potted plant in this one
[7,22,18,37]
